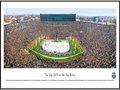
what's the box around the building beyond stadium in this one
[40,14,76,21]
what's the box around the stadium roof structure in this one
[40,14,76,21]
[27,36,85,63]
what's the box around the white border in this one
[1,2,119,8]
[1,2,119,88]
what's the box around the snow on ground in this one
[42,40,70,54]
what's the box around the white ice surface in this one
[42,40,70,54]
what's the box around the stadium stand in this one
[4,21,116,68]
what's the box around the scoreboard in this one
[40,14,76,21]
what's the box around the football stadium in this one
[4,14,116,68]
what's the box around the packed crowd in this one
[4,21,116,68]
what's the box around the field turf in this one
[28,37,85,62]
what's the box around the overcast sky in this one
[4,8,116,16]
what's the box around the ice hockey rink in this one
[41,40,70,54]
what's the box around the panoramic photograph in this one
[4,8,116,68]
